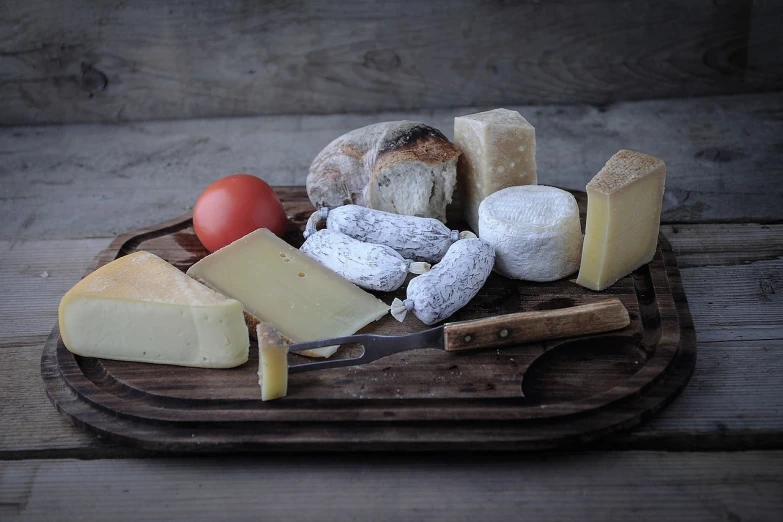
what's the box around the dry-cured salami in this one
[391,238,495,325]
[300,229,429,292]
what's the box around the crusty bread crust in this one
[307,121,460,221]
[372,124,460,174]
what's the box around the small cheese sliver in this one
[454,108,537,233]
[58,251,249,368]
[479,186,582,282]
[257,323,289,401]
[576,150,666,291]
[187,229,390,358]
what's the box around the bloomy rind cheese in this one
[58,251,249,368]
[576,150,666,291]
[478,186,583,282]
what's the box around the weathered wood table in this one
[1,93,781,520]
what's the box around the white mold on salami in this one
[300,229,430,292]
[304,205,472,263]
[391,238,495,325]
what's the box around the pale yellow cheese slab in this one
[454,108,537,233]
[576,150,666,291]
[187,229,390,358]
[257,323,289,401]
[58,251,250,368]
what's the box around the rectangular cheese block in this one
[58,251,249,368]
[454,108,537,233]
[187,228,390,358]
[576,150,666,291]
[257,323,289,401]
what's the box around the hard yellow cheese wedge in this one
[187,229,390,358]
[576,150,666,291]
[257,323,289,401]
[58,251,249,368]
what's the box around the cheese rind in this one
[58,251,249,368]
[576,150,666,291]
[187,229,390,358]
[257,323,289,401]
[478,186,582,281]
[454,109,537,233]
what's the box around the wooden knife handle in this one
[443,299,630,352]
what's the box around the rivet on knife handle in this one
[442,299,630,352]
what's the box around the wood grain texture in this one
[2,453,782,521]
[1,225,780,456]
[443,299,630,351]
[1,0,781,124]
[0,238,130,456]
[0,239,111,341]
[37,189,695,451]
[2,93,782,239]
[0,224,783,458]
[660,223,783,343]
[0,341,131,458]
[7,338,780,457]
[609,340,783,450]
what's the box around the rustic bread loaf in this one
[306,121,461,222]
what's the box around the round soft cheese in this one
[478,185,583,281]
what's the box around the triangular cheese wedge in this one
[187,229,389,358]
[58,251,249,368]
[576,150,666,291]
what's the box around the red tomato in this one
[193,174,287,252]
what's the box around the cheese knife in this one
[287,299,630,373]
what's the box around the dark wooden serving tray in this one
[41,187,696,451]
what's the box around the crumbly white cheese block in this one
[304,205,462,263]
[300,229,428,292]
[58,251,249,368]
[392,238,494,325]
[187,229,390,358]
[576,150,666,291]
[257,323,289,401]
[455,109,537,233]
[478,186,582,282]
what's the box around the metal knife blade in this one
[285,298,631,374]
[287,327,445,374]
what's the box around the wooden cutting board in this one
[41,187,696,451]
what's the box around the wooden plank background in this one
[1,0,781,125]
[1,95,781,458]
[2,3,782,514]
[2,226,781,457]
[2,453,782,521]
[1,93,781,240]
